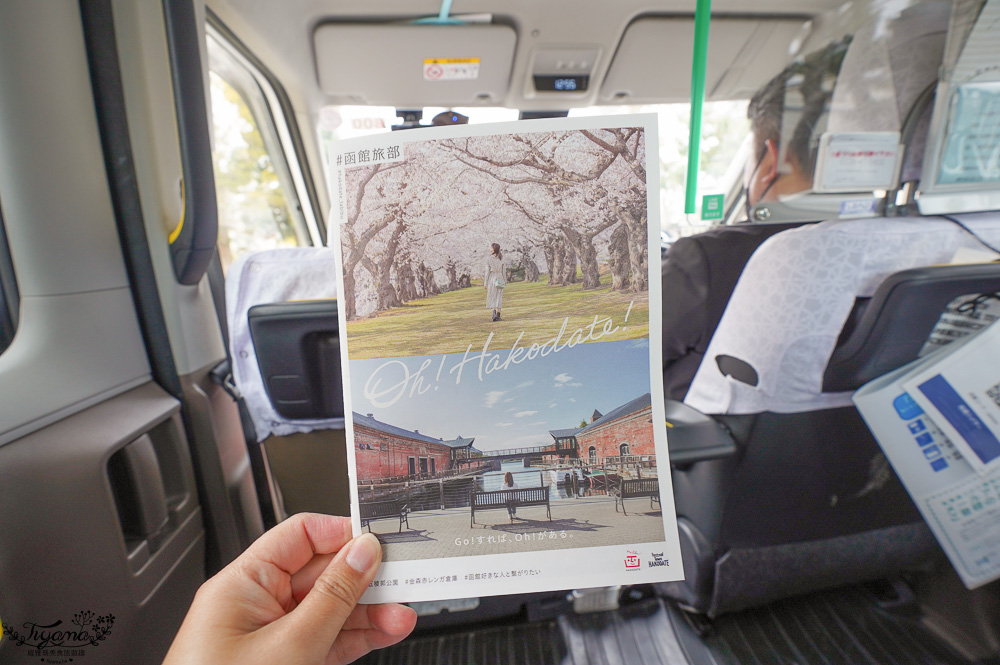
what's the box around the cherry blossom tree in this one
[338,126,649,319]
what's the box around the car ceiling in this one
[206,0,847,115]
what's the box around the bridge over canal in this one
[456,442,579,466]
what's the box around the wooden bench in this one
[359,499,410,533]
[470,487,551,526]
[611,478,660,515]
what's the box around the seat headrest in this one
[225,247,343,441]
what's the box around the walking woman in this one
[485,242,506,322]
[502,471,518,520]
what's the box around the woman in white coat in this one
[484,243,506,322]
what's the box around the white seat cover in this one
[685,213,1000,415]
[225,247,344,440]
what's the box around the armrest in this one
[665,399,738,465]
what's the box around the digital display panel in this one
[533,75,589,92]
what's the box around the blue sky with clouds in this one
[348,338,651,452]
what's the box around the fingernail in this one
[346,533,380,573]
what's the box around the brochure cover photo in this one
[326,114,682,602]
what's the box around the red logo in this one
[624,550,640,569]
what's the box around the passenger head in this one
[745,39,850,213]
[491,243,502,259]
[504,471,514,485]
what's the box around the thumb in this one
[287,532,382,648]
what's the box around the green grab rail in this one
[685,0,713,214]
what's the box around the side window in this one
[206,31,321,270]
[0,203,18,355]
[209,73,299,268]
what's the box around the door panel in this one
[0,383,205,665]
[0,2,214,663]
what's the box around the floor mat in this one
[354,586,988,665]
[354,619,571,665]
[670,585,981,665]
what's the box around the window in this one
[419,457,429,475]
[0,203,18,355]
[570,102,750,238]
[430,459,436,476]
[206,29,321,270]
[619,443,631,457]
[408,457,416,476]
[589,446,597,462]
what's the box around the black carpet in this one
[354,585,992,665]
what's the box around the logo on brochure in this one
[624,550,641,570]
[893,393,924,420]
[648,552,669,568]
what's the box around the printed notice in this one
[814,131,902,192]
[937,82,1000,186]
[903,321,1000,475]
[324,114,682,603]
[924,472,1000,583]
[423,57,481,81]
[855,322,1000,588]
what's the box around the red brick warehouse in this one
[573,393,654,462]
[353,412,478,482]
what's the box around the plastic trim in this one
[206,10,326,246]
[0,201,18,353]
[79,0,184,400]
[162,0,219,284]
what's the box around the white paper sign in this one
[814,131,902,192]
[325,114,682,603]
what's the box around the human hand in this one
[162,513,416,665]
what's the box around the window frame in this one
[0,199,19,355]
[205,18,325,250]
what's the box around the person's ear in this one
[758,138,780,186]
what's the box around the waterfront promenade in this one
[368,494,665,562]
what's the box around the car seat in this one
[225,246,344,441]
[664,214,1000,616]
[658,0,1000,616]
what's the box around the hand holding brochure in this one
[324,114,683,603]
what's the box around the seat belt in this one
[206,252,280,530]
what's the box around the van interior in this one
[1,0,999,664]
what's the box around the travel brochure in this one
[325,114,683,603]
[854,318,1000,589]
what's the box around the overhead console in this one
[600,16,809,104]
[524,46,602,99]
[311,14,810,110]
[313,23,517,107]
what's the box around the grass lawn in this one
[346,272,649,359]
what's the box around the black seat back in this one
[824,262,1000,391]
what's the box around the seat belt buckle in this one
[210,359,242,401]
